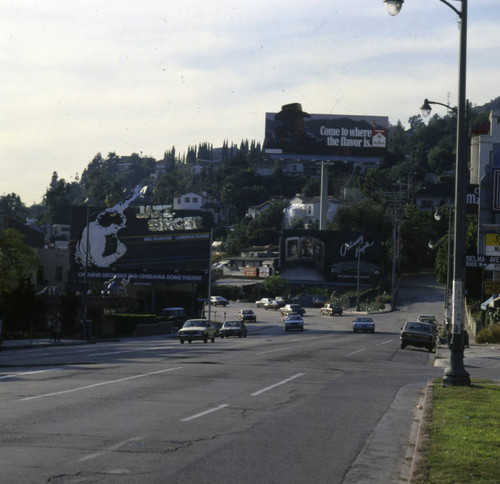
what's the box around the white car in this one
[210,296,228,307]
[255,298,274,308]
[352,317,375,333]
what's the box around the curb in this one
[409,381,434,482]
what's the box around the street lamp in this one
[434,208,453,319]
[420,98,457,118]
[385,0,470,386]
[207,226,232,321]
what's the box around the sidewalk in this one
[1,338,97,350]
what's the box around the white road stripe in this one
[78,436,146,462]
[0,368,62,380]
[345,348,366,357]
[20,367,183,401]
[251,373,305,396]
[181,404,229,422]
[256,346,292,355]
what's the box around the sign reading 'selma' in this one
[70,186,212,282]
[264,103,388,161]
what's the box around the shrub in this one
[476,322,500,344]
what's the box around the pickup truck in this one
[320,303,343,316]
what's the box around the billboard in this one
[69,187,212,284]
[279,229,381,285]
[264,103,388,162]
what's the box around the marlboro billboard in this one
[264,103,388,162]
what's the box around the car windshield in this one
[242,310,252,314]
[224,321,240,328]
[184,320,206,328]
[355,318,373,322]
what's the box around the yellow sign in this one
[484,280,500,295]
[485,233,500,256]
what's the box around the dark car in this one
[238,309,257,322]
[400,321,436,352]
[220,320,247,338]
[280,304,306,316]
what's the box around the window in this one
[177,198,181,204]
[185,197,190,203]
[193,197,198,203]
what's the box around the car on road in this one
[418,314,439,333]
[238,309,257,322]
[400,321,436,352]
[313,295,328,307]
[264,300,280,310]
[274,296,287,306]
[284,313,304,331]
[220,320,247,338]
[352,317,375,333]
[280,304,306,316]
[320,303,343,316]
[255,297,273,308]
[210,296,228,307]
[178,319,216,344]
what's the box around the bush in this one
[476,322,500,344]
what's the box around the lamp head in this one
[421,98,432,117]
[384,0,404,16]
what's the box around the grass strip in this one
[413,378,500,483]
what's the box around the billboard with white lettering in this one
[279,229,381,285]
[69,187,212,284]
[264,103,388,162]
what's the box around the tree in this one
[0,229,39,295]
[263,275,288,296]
[0,193,28,222]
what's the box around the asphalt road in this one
[0,276,444,483]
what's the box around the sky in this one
[1,0,499,207]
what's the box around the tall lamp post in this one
[207,226,232,321]
[384,0,470,385]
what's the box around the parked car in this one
[255,298,274,308]
[264,300,280,310]
[210,296,228,307]
[220,320,247,338]
[238,309,257,322]
[280,304,305,316]
[284,313,304,331]
[274,296,287,306]
[178,319,216,344]
[418,314,438,333]
[320,303,343,316]
[400,321,436,352]
[352,317,375,333]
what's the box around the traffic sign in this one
[465,255,500,268]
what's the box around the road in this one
[0,276,444,483]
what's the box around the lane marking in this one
[256,346,292,355]
[345,348,366,357]
[0,368,62,380]
[20,367,183,401]
[379,339,394,345]
[251,373,305,396]
[78,435,146,462]
[181,404,229,422]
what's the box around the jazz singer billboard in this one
[264,103,388,162]
[69,186,212,284]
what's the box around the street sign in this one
[465,255,500,268]
[484,280,500,295]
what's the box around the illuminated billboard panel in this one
[264,103,388,162]
[69,189,212,284]
[279,229,381,285]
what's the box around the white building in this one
[283,195,344,228]
[470,109,500,185]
